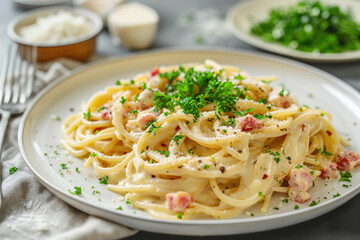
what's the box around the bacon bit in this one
[161,143,166,147]
[336,150,360,171]
[288,169,312,203]
[148,67,160,80]
[175,126,180,131]
[326,130,332,136]
[320,161,338,179]
[301,124,305,132]
[139,112,158,129]
[262,174,268,179]
[236,115,264,132]
[100,109,111,120]
[166,191,193,212]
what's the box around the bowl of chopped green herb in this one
[227,0,360,62]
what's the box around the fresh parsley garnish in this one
[99,176,108,184]
[83,109,91,120]
[266,150,281,163]
[317,146,333,156]
[157,150,170,157]
[75,167,80,173]
[233,108,254,117]
[129,110,138,114]
[254,113,272,120]
[60,163,67,170]
[90,152,97,157]
[173,135,184,145]
[177,212,183,219]
[125,199,131,205]
[258,192,264,198]
[309,200,320,207]
[116,80,121,85]
[68,186,82,195]
[204,164,210,169]
[9,167,18,175]
[333,193,341,199]
[258,97,267,104]
[120,96,127,104]
[339,171,352,182]
[295,164,303,169]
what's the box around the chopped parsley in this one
[254,113,272,120]
[317,146,333,156]
[90,152,97,157]
[83,109,91,120]
[173,135,184,145]
[282,199,288,203]
[266,150,281,163]
[56,116,61,121]
[333,193,341,199]
[75,167,80,173]
[125,199,131,205]
[258,192,264,198]
[222,117,236,128]
[233,108,254,117]
[273,207,279,210]
[9,167,18,175]
[279,85,285,96]
[60,163,68,170]
[223,129,227,133]
[68,186,82,195]
[295,164,303,169]
[261,80,271,84]
[153,67,242,120]
[310,171,314,175]
[343,184,349,188]
[53,150,59,155]
[157,150,170,157]
[188,149,194,154]
[116,206,123,210]
[116,80,121,85]
[177,212,183,219]
[149,159,154,164]
[97,106,105,112]
[258,97,267,104]
[309,200,320,207]
[120,96,127,104]
[93,190,101,195]
[99,176,108,184]
[146,119,161,135]
[134,93,139,102]
[130,110,138,114]
[94,130,99,135]
[294,205,299,209]
[204,164,210,169]
[339,171,352,182]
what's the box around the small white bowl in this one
[107,2,159,50]
[7,6,103,62]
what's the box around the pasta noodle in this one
[61,60,359,219]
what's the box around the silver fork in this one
[0,43,37,207]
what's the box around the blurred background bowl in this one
[7,6,103,62]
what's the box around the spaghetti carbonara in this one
[61,60,360,219]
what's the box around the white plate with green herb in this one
[18,49,360,236]
[227,0,360,62]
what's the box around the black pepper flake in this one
[151,175,155,178]
[146,146,149,150]
[287,156,291,161]
[220,166,225,173]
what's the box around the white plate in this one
[18,49,360,236]
[226,0,360,62]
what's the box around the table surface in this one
[1,0,360,239]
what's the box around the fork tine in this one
[3,44,17,104]
[11,45,21,104]
[26,46,37,98]
[0,44,11,105]
[19,45,28,104]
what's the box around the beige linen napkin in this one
[0,59,138,240]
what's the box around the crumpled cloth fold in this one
[0,59,138,240]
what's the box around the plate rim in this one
[226,0,360,62]
[18,47,360,227]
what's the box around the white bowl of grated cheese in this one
[7,7,103,62]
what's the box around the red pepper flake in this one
[149,67,159,77]
[301,124,305,131]
[175,126,180,131]
[262,174,268,179]
[326,130,332,136]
